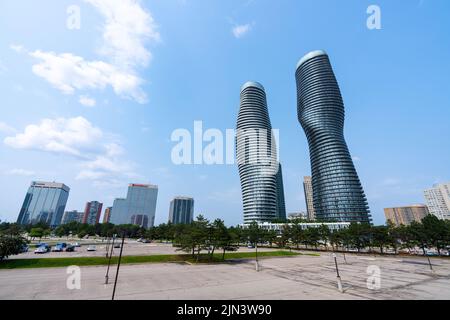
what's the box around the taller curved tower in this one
[236,81,286,224]
[295,51,371,223]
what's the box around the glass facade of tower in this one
[236,81,287,224]
[295,51,371,223]
[17,181,70,227]
[169,197,194,225]
[110,184,158,228]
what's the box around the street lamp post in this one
[333,253,343,293]
[104,234,116,285]
[255,241,259,272]
[111,233,125,300]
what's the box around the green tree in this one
[29,228,44,241]
[318,224,331,251]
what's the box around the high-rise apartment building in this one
[303,176,316,221]
[82,201,103,225]
[384,205,430,226]
[110,184,158,228]
[424,182,450,220]
[17,181,70,227]
[295,50,371,223]
[236,81,287,224]
[169,197,194,225]
[61,210,83,225]
[103,207,112,224]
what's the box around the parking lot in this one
[12,240,279,259]
[1,249,450,300]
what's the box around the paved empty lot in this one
[13,242,277,259]
[1,252,450,300]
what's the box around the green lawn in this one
[0,250,302,270]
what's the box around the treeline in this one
[2,214,450,261]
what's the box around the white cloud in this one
[4,169,35,177]
[3,116,137,185]
[232,23,252,38]
[85,0,160,68]
[21,0,160,104]
[79,95,97,107]
[4,116,102,158]
[10,44,25,53]
[30,51,147,103]
[0,122,16,135]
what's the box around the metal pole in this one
[104,235,116,285]
[112,233,125,300]
[333,253,343,292]
[427,256,434,272]
[255,241,259,272]
[105,234,111,258]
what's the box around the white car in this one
[87,245,97,252]
[34,247,48,254]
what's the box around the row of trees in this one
[147,215,450,255]
[2,214,450,261]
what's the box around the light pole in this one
[112,233,125,300]
[104,234,116,285]
[255,241,259,272]
[333,253,343,293]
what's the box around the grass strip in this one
[0,251,301,270]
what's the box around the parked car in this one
[36,243,50,252]
[20,245,29,253]
[34,246,48,254]
[65,245,75,252]
[72,242,81,247]
[426,249,439,256]
[142,239,151,243]
[87,245,97,252]
[52,244,64,252]
[114,243,121,249]
[439,250,449,256]
[137,238,143,243]
[57,243,67,248]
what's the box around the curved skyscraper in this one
[295,51,371,223]
[236,81,286,223]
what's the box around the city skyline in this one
[1,1,450,226]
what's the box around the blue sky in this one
[0,0,449,226]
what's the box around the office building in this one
[236,81,287,224]
[103,207,112,224]
[384,205,430,226]
[424,182,450,220]
[288,212,308,221]
[131,214,149,228]
[169,197,194,225]
[82,201,103,225]
[303,176,316,221]
[61,210,83,225]
[17,181,70,227]
[110,184,158,228]
[295,50,371,223]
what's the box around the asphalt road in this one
[1,251,450,300]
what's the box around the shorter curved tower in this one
[295,51,371,223]
[236,82,286,223]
